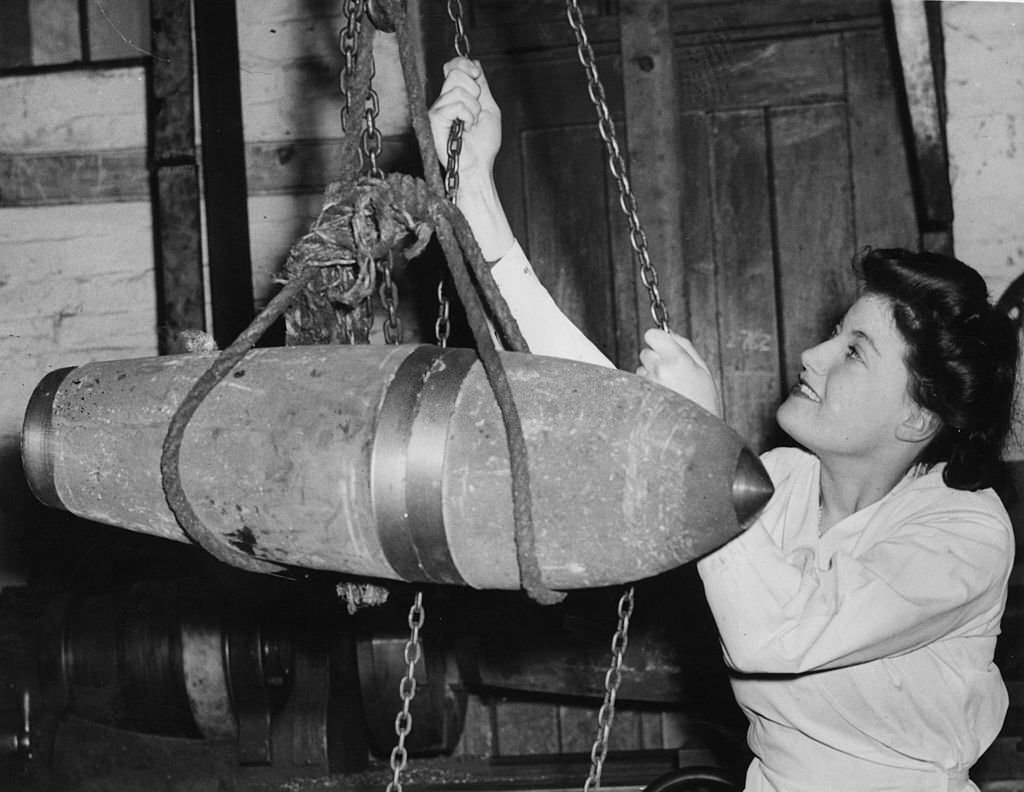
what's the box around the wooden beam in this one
[194,0,256,349]
[619,0,687,349]
[889,0,953,254]
[149,0,205,353]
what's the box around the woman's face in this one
[776,294,918,460]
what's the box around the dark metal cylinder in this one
[22,344,772,589]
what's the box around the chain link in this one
[385,591,425,792]
[378,251,403,344]
[435,281,451,347]
[435,0,472,346]
[338,0,364,135]
[583,586,635,792]
[362,54,384,179]
[447,0,471,58]
[565,0,669,332]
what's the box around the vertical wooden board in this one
[88,0,149,61]
[523,125,618,359]
[710,109,780,451]
[679,110,723,384]
[606,709,644,752]
[605,119,641,368]
[150,0,195,159]
[639,710,664,749]
[661,710,688,749]
[844,29,918,252]
[28,0,79,66]
[486,49,624,256]
[558,702,599,753]
[154,165,205,349]
[621,0,688,339]
[770,103,857,393]
[452,693,495,757]
[494,699,560,755]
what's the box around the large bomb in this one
[21,345,772,590]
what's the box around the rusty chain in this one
[583,586,635,792]
[362,52,385,179]
[385,590,426,792]
[338,0,363,135]
[566,0,669,332]
[378,250,403,344]
[435,0,473,348]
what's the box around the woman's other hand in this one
[637,329,722,417]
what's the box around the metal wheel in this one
[643,766,739,792]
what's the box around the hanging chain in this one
[338,0,364,135]
[434,281,451,347]
[583,586,635,792]
[436,0,471,347]
[565,0,669,332]
[385,591,426,792]
[378,250,403,344]
[362,52,385,179]
[448,0,471,58]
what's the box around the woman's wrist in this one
[455,175,516,262]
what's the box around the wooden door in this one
[421,0,918,452]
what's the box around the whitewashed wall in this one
[0,67,157,588]
[944,0,1024,300]
[943,1,1024,456]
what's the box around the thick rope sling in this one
[160,0,564,605]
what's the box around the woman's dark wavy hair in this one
[857,248,1019,491]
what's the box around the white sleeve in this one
[696,494,1014,674]
[490,241,614,369]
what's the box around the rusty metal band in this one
[21,366,75,511]
[372,345,476,584]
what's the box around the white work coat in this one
[699,447,1013,792]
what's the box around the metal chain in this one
[385,591,426,792]
[565,0,670,332]
[378,251,403,344]
[362,53,384,179]
[338,0,364,135]
[434,281,451,347]
[447,0,471,58]
[583,586,635,792]
[436,0,471,347]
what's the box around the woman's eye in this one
[846,345,862,361]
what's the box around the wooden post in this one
[149,0,206,353]
[889,0,954,254]
[193,0,257,349]
[619,0,688,346]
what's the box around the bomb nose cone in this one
[732,447,774,528]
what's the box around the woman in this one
[429,57,1020,791]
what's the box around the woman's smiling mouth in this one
[792,376,821,402]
